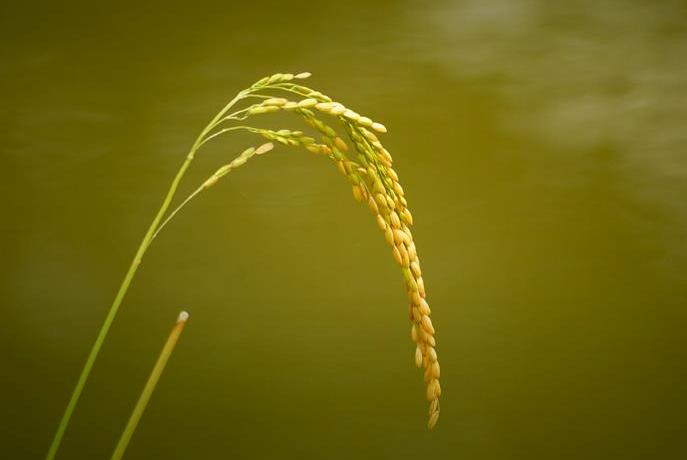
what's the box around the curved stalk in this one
[151,184,206,241]
[46,92,244,460]
[198,125,251,148]
[153,141,275,241]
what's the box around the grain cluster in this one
[199,72,441,429]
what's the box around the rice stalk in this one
[47,72,440,459]
[111,311,190,460]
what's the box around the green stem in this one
[111,311,190,460]
[151,184,206,241]
[199,125,251,148]
[46,92,244,460]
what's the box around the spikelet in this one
[298,98,318,108]
[255,142,274,155]
[263,97,287,107]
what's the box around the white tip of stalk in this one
[177,311,190,323]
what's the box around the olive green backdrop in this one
[2,1,686,458]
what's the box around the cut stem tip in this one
[177,311,190,323]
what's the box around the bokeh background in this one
[2,1,686,458]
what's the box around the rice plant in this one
[47,72,441,459]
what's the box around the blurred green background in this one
[2,1,686,458]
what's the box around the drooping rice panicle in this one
[48,72,440,460]
[211,73,442,427]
